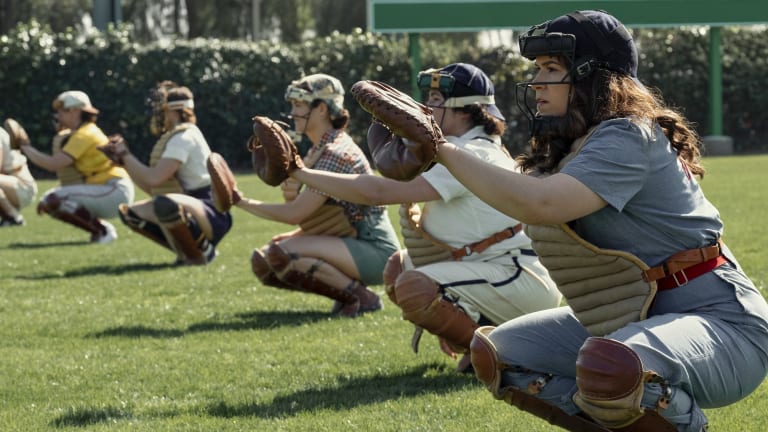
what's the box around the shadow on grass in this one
[50,406,133,428]
[206,364,477,419]
[87,310,331,339]
[5,240,89,249]
[14,262,178,279]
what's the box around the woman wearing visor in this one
[422,10,767,432]
[289,64,560,371]
[236,73,400,318]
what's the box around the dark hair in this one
[81,111,98,123]
[455,104,506,136]
[309,99,350,130]
[517,65,704,177]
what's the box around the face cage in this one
[515,77,574,138]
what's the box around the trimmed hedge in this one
[1,22,766,177]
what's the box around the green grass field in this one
[2,155,767,431]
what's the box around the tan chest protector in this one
[52,129,85,185]
[148,124,191,196]
[281,139,357,237]
[525,129,657,336]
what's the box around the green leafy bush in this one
[1,22,766,178]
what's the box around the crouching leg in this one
[470,327,612,432]
[574,337,679,432]
[393,270,478,353]
[265,242,363,317]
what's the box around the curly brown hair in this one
[454,104,506,136]
[516,66,704,178]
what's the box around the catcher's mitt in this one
[248,116,304,186]
[98,134,129,166]
[207,152,241,213]
[351,80,444,181]
[3,118,29,149]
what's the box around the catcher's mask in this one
[147,81,195,136]
[515,10,637,136]
[416,63,504,121]
[284,74,345,121]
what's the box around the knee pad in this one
[251,248,273,280]
[37,193,62,215]
[573,337,650,429]
[395,270,477,351]
[265,242,298,273]
[393,270,439,315]
[470,326,506,396]
[382,250,404,304]
[118,204,168,246]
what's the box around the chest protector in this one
[52,129,84,185]
[149,124,191,196]
[282,136,356,238]
[524,129,657,336]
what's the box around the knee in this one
[37,193,63,215]
[251,247,274,281]
[393,270,439,314]
[265,242,293,272]
[382,250,404,303]
[574,337,647,428]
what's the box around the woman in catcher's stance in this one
[422,10,768,432]
[18,91,134,242]
[105,81,233,265]
[236,73,399,318]
[290,64,560,371]
[0,119,37,226]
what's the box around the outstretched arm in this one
[19,144,73,172]
[236,187,326,225]
[436,142,606,225]
[290,168,441,206]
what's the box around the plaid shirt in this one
[307,129,384,222]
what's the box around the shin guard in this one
[118,204,171,250]
[574,337,677,432]
[153,196,206,264]
[470,327,611,432]
[394,270,478,353]
[42,195,105,237]
[265,243,359,312]
[251,247,299,290]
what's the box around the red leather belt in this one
[452,223,523,260]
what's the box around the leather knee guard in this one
[382,250,404,304]
[395,270,478,352]
[153,195,206,264]
[471,327,612,432]
[118,204,171,251]
[251,247,297,290]
[574,337,676,431]
[37,193,62,216]
[265,243,358,307]
[41,196,104,236]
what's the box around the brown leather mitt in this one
[98,134,128,166]
[248,116,304,187]
[207,152,241,213]
[351,80,444,180]
[3,118,30,149]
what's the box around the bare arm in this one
[235,187,328,225]
[290,167,441,205]
[20,144,74,172]
[436,143,606,224]
[121,154,180,194]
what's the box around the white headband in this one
[443,95,495,108]
[166,99,194,110]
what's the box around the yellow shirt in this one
[61,122,128,184]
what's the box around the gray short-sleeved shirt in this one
[560,118,722,267]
